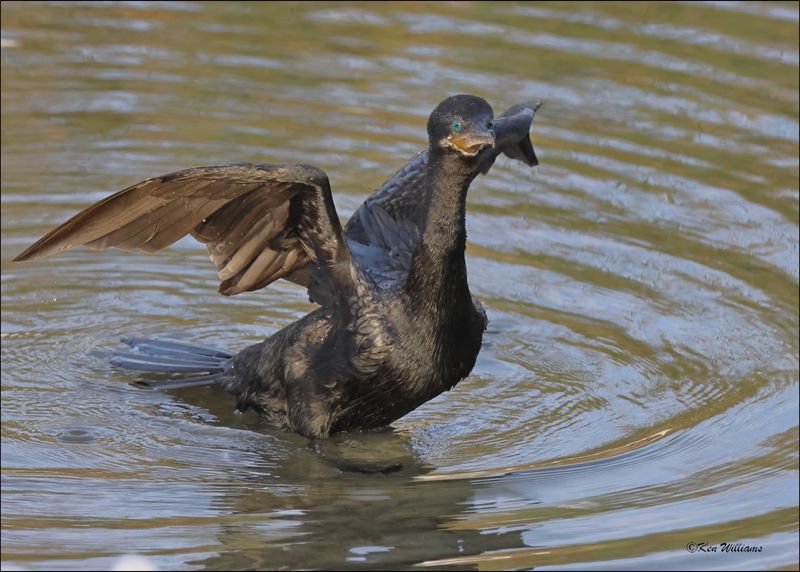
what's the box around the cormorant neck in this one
[422,146,478,250]
[406,146,481,306]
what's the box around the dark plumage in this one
[14,94,541,438]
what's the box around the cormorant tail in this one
[110,337,233,389]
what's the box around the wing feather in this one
[14,163,352,300]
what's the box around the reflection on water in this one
[1,1,798,570]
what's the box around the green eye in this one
[451,119,463,132]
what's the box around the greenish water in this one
[1,1,798,570]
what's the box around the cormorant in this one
[14,94,541,438]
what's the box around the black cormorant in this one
[14,94,541,438]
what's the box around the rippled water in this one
[1,2,798,570]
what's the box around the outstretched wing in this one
[344,100,541,282]
[14,163,351,298]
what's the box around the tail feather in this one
[114,347,224,366]
[110,352,221,373]
[134,374,224,390]
[110,337,232,390]
[121,337,232,359]
[116,344,224,364]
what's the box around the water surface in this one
[1,1,798,570]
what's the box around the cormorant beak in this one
[447,130,496,156]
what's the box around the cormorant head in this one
[427,94,496,157]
